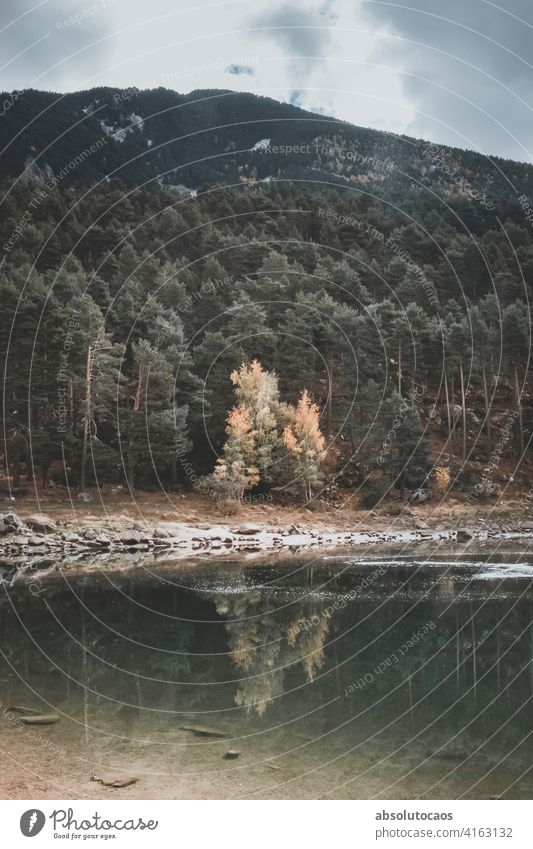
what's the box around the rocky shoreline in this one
[0,511,532,562]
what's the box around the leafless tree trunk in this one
[513,363,524,455]
[79,345,93,493]
[482,363,492,457]
[444,372,452,438]
[460,359,467,463]
[398,338,402,395]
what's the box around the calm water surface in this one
[1,544,532,799]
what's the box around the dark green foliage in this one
[0,87,531,496]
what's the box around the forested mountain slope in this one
[0,87,531,505]
[2,86,533,205]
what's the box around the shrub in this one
[433,466,451,498]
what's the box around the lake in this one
[1,543,532,799]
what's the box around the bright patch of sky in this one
[1,0,533,160]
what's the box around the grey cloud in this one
[363,0,533,159]
[0,0,113,92]
[252,2,333,75]
[318,0,338,23]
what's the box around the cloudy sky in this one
[2,0,533,161]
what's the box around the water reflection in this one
[217,590,329,715]
[0,551,532,799]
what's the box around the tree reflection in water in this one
[216,590,329,715]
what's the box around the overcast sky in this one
[2,0,533,161]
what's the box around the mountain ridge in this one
[1,87,532,207]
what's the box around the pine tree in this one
[67,294,123,493]
[148,404,191,488]
[193,331,245,448]
[227,292,276,367]
[119,340,189,490]
[382,391,433,498]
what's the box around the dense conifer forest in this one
[0,87,531,506]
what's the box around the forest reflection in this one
[1,553,532,780]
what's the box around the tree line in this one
[0,179,530,504]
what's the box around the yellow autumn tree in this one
[199,363,327,505]
[283,389,326,501]
[230,360,281,480]
[198,404,259,502]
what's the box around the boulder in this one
[25,514,57,533]
[8,534,31,545]
[1,513,23,530]
[119,530,143,545]
[179,724,227,738]
[28,536,46,546]
[8,705,41,715]
[456,528,473,542]
[19,714,59,725]
[91,773,138,788]
[95,534,111,546]
[415,518,430,530]
[63,532,83,543]
[77,491,93,502]
[223,750,241,760]
[410,488,430,504]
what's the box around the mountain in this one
[1,86,533,211]
[0,86,531,501]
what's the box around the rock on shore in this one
[0,512,531,563]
